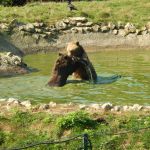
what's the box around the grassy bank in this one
[0,0,150,27]
[0,110,150,149]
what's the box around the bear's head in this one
[48,53,80,87]
[66,41,85,57]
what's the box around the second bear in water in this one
[66,41,97,81]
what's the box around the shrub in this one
[0,0,27,6]
[0,0,13,6]
[11,111,34,127]
[56,111,97,131]
[0,130,5,145]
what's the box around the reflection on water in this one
[0,50,149,105]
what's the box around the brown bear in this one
[48,53,85,86]
[66,41,97,81]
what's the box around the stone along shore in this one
[1,17,150,54]
[0,98,150,115]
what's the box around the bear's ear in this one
[76,41,79,45]
[58,53,63,56]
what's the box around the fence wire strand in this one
[6,126,150,150]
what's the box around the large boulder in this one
[0,52,28,76]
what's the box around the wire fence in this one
[4,126,150,150]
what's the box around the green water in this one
[0,50,150,105]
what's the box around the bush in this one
[0,0,27,6]
[0,0,12,6]
[11,111,34,127]
[56,111,97,131]
[0,130,5,145]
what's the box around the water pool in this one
[0,49,149,105]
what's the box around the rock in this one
[85,22,93,27]
[79,104,87,110]
[92,24,100,32]
[77,27,84,33]
[108,22,116,30]
[136,29,142,35]
[71,27,78,33]
[124,23,136,33]
[90,104,100,109]
[45,32,52,36]
[76,22,84,27]
[9,19,19,28]
[39,104,49,110]
[35,28,42,33]
[83,27,93,33]
[55,21,68,30]
[118,29,128,36]
[25,23,35,32]
[7,98,14,103]
[6,52,13,57]
[132,104,143,111]
[123,105,129,111]
[141,30,148,35]
[7,98,20,107]
[113,106,121,111]
[128,106,134,111]
[39,34,47,38]
[112,29,118,35]
[63,19,70,24]
[49,102,57,107]
[146,22,150,30]
[12,55,22,65]
[117,21,124,29]
[69,20,76,26]
[69,17,88,23]
[32,34,40,40]
[21,100,31,108]
[144,106,150,110]
[76,22,93,27]
[67,102,74,106]
[0,23,8,29]
[18,25,24,31]
[0,98,6,101]
[1,54,22,67]
[141,26,147,31]
[101,26,109,33]
[33,22,44,28]
[101,103,113,111]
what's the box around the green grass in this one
[0,110,150,149]
[0,0,150,27]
